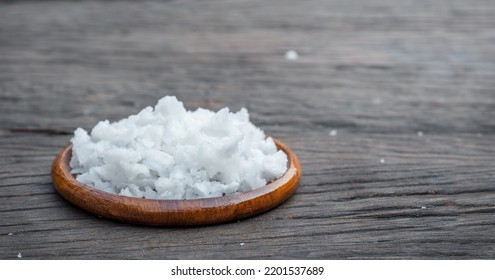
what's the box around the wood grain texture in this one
[1,0,495,259]
[51,140,301,226]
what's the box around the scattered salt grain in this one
[240,243,245,246]
[17,253,22,258]
[70,96,288,200]
[421,206,427,209]
[8,233,13,236]
[372,97,382,105]
[380,158,385,164]
[329,129,337,136]
[417,131,423,137]
[285,50,299,60]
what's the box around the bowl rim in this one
[51,137,301,226]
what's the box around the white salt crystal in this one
[70,96,288,200]
[8,233,13,236]
[421,206,427,209]
[285,50,299,60]
[372,97,382,105]
[329,129,337,136]
[240,242,245,246]
[417,131,423,137]
[17,253,22,258]
[380,158,385,164]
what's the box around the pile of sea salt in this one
[70,96,288,200]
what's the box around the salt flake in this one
[285,50,299,60]
[70,96,288,200]
[372,98,382,105]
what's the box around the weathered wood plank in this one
[1,0,495,259]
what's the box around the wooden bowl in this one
[51,138,301,226]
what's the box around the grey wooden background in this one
[1,0,494,259]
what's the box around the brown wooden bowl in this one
[51,138,301,226]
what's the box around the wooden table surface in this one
[1,0,494,259]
